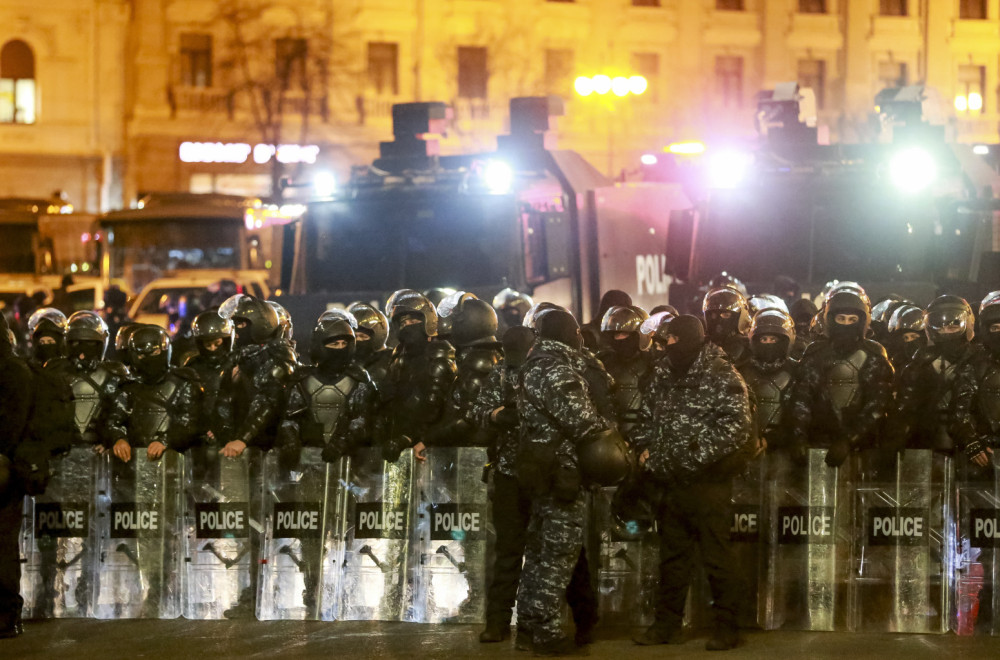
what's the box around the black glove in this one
[825,439,850,468]
[964,437,988,459]
[381,435,413,464]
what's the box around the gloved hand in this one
[825,439,850,468]
[381,435,413,464]
[276,437,302,472]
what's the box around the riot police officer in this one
[703,287,752,368]
[870,297,907,346]
[884,304,926,372]
[788,298,818,360]
[379,290,456,463]
[952,291,1000,471]
[26,308,68,367]
[581,290,632,353]
[347,302,391,387]
[890,296,977,453]
[184,311,236,446]
[267,300,294,344]
[598,305,652,435]
[787,290,894,467]
[492,287,534,334]
[740,309,798,454]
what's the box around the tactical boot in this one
[515,626,533,652]
[705,625,739,651]
[632,624,684,646]
[479,621,511,643]
[574,618,597,646]
[533,636,588,657]
[223,588,255,619]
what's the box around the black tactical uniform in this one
[26,308,68,368]
[597,305,653,436]
[0,313,34,638]
[184,311,236,443]
[631,315,752,651]
[787,291,894,467]
[891,296,977,453]
[739,309,798,452]
[788,298,818,361]
[952,291,1000,471]
[347,302,392,387]
[516,310,612,656]
[379,290,456,461]
[704,287,752,369]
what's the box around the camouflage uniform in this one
[516,338,610,647]
[952,344,1000,469]
[630,342,752,637]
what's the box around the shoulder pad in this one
[103,361,131,378]
[345,364,372,384]
[428,339,456,361]
[861,339,890,361]
[170,366,202,383]
[462,351,499,374]
[268,340,298,365]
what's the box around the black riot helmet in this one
[702,287,751,340]
[310,310,357,370]
[578,428,631,487]
[748,294,788,316]
[824,281,871,310]
[979,291,1000,353]
[191,310,235,359]
[423,288,457,309]
[384,288,420,316]
[502,325,536,368]
[27,307,68,363]
[535,308,582,350]
[823,290,871,345]
[219,294,279,346]
[66,310,110,369]
[347,302,389,349]
[749,308,795,362]
[128,324,172,380]
[436,290,475,339]
[386,289,439,338]
[267,301,293,341]
[789,298,818,326]
[522,301,567,330]
[888,304,926,336]
[492,287,534,328]
[708,272,748,297]
[924,295,975,345]
[451,298,499,347]
[601,305,651,353]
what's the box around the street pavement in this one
[3,620,999,659]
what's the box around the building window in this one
[797,59,826,109]
[958,64,986,115]
[632,0,661,6]
[544,49,573,97]
[632,52,660,102]
[457,46,488,99]
[960,0,988,20]
[716,0,744,10]
[275,38,307,90]
[798,0,826,13]
[180,33,212,88]
[0,40,35,124]
[367,42,399,96]
[716,55,743,108]
[877,60,908,90]
[879,0,907,16]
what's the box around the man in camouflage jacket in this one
[515,310,611,656]
[630,315,752,651]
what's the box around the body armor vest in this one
[68,367,112,438]
[303,373,356,442]
[976,360,1000,432]
[826,349,868,414]
[606,355,648,421]
[744,367,793,431]
[131,378,179,441]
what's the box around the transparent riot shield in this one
[411,447,489,623]
[20,447,104,619]
[256,447,341,621]
[95,451,183,619]
[954,461,1000,635]
[731,457,765,628]
[850,450,950,633]
[182,447,258,619]
[594,486,657,627]
[337,447,414,622]
[762,449,850,631]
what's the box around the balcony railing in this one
[167,86,234,118]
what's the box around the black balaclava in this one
[502,326,535,368]
[134,350,169,381]
[354,329,376,361]
[197,337,231,366]
[751,335,789,365]
[317,336,355,373]
[32,331,65,365]
[536,309,583,351]
[664,315,705,373]
[827,308,865,352]
[233,318,253,349]
[595,290,632,323]
[705,310,739,342]
[936,333,968,362]
[610,332,641,360]
[68,339,104,372]
[984,321,1000,357]
[790,299,818,339]
[396,312,429,348]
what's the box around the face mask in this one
[752,340,786,364]
[198,338,230,362]
[233,320,254,349]
[935,334,967,360]
[705,312,738,342]
[611,334,641,359]
[33,339,63,364]
[134,352,169,380]
[398,323,428,347]
[984,330,1000,356]
[664,341,701,373]
[355,339,375,360]
[68,340,103,369]
[828,320,862,350]
[318,347,353,372]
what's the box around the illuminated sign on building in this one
[179,142,320,165]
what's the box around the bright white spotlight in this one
[955,95,968,112]
[314,171,337,197]
[574,76,594,97]
[592,75,612,95]
[708,151,753,189]
[969,92,983,111]
[889,147,936,193]
[640,154,658,166]
[974,144,990,155]
[628,76,648,95]
[484,160,513,194]
[612,76,630,97]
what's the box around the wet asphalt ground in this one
[3,620,999,659]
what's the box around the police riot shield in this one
[411,447,489,623]
[730,457,766,628]
[95,451,183,619]
[256,447,341,621]
[20,447,104,619]
[337,447,414,622]
[954,461,1000,635]
[182,447,258,619]
[850,450,950,633]
[762,449,851,631]
[593,485,657,627]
